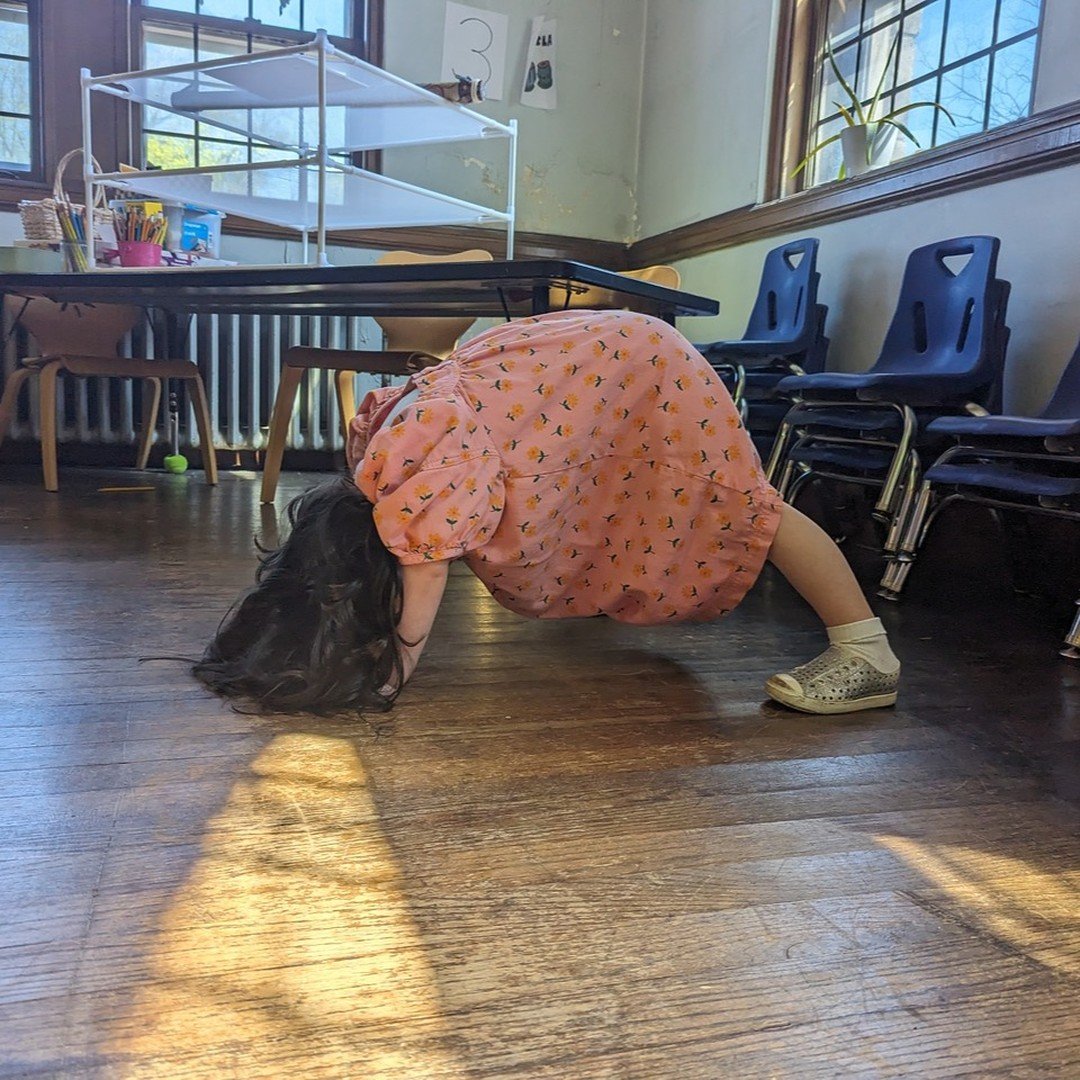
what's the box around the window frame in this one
[0,0,42,181]
[132,0,380,174]
[768,0,1046,201]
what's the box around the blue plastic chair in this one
[880,337,1080,657]
[698,238,822,365]
[767,238,1008,547]
[778,236,1002,405]
[926,337,1080,444]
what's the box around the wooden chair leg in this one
[0,367,32,447]
[261,364,304,504]
[136,377,162,471]
[334,370,357,444]
[185,375,218,486]
[38,362,61,492]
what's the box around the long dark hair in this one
[193,477,404,714]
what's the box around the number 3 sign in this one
[442,2,509,102]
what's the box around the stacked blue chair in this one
[766,236,1010,562]
[880,338,1080,657]
[694,238,829,458]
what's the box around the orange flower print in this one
[525,494,541,510]
[560,394,578,411]
[507,403,525,420]
[415,485,433,502]
[648,331,662,345]
[464,476,478,494]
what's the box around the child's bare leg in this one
[762,503,900,714]
[766,503,873,626]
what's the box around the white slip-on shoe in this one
[766,644,899,715]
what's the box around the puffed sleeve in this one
[354,396,506,564]
[345,385,406,473]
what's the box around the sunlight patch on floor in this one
[877,834,1080,978]
[106,733,465,1077]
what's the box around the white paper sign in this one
[520,15,557,110]
[442,2,509,102]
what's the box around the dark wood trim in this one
[219,216,628,265]
[629,99,1080,266]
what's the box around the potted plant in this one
[794,33,954,180]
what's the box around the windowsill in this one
[630,98,1080,265]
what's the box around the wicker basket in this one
[18,148,112,243]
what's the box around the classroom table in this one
[0,259,718,325]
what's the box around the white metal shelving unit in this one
[79,30,517,267]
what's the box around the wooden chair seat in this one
[282,347,440,376]
[0,296,217,492]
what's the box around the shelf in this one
[89,43,513,154]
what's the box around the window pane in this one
[0,55,30,114]
[937,54,989,140]
[142,0,197,12]
[856,27,900,102]
[997,0,1042,41]
[808,115,845,185]
[988,35,1036,126]
[251,0,300,32]
[818,41,857,123]
[198,0,252,21]
[144,106,195,136]
[897,0,944,85]
[200,137,250,167]
[0,112,29,168]
[144,132,196,169]
[144,24,194,67]
[942,0,994,67]
[826,0,862,47]
[865,0,902,32]
[0,4,29,57]
[302,0,350,36]
[891,75,938,150]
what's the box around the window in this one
[0,0,36,173]
[805,0,1044,186]
[134,2,372,171]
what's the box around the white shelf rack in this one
[80,31,517,267]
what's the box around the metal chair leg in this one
[874,404,915,515]
[766,414,797,486]
[1061,596,1080,660]
[878,477,934,599]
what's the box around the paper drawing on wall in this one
[442,1,509,101]
[521,16,557,109]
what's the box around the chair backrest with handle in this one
[741,238,819,350]
[549,264,682,311]
[873,235,1001,379]
[374,249,494,358]
[4,294,140,359]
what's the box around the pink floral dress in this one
[347,309,784,625]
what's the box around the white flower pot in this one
[840,123,899,176]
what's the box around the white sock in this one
[827,617,900,675]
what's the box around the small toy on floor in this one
[164,391,188,474]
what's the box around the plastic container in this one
[117,240,163,267]
[164,204,224,258]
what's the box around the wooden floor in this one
[1,464,1078,1079]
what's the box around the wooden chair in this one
[548,264,682,311]
[0,295,217,492]
[259,248,494,503]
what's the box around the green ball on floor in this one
[164,454,189,474]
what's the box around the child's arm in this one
[395,560,451,688]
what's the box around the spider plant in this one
[793,32,955,178]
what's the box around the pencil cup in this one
[117,240,163,268]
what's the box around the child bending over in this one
[195,310,900,716]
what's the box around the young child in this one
[195,309,900,716]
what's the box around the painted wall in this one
[640,0,1080,411]
[382,0,645,243]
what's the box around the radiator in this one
[1,309,395,453]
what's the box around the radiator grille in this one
[1,308,396,453]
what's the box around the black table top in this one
[0,259,718,320]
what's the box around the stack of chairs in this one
[695,239,829,459]
[765,235,1011,566]
[880,338,1080,656]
